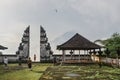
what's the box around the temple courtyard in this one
[0,63,120,80]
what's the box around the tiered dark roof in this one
[57,33,101,50]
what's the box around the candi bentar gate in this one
[16,25,53,62]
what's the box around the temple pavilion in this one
[57,33,102,63]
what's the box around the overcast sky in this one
[0,0,120,55]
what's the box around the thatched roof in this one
[57,33,101,50]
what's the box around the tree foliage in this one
[95,32,120,57]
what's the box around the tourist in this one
[34,54,36,62]
[27,57,32,70]
[4,56,8,67]
[18,57,22,66]
[53,57,56,66]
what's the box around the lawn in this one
[0,63,53,80]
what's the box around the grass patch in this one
[0,63,53,80]
[0,63,120,80]
[40,65,120,80]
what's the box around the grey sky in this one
[0,0,120,54]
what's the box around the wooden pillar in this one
[62,50,65,61]
[73,50,75,60]
[87,50,88,61]
[79,50,80,62]
[89,50,92,62]
[84,50,86,61]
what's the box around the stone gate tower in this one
[16,26,30,61]
[40,26,53,62]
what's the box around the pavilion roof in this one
[0,45,8,50]
[57,33,102,50]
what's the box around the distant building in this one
[0,54,18,63]
[0,44,17,63]
[40,26,53,62]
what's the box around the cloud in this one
[65,0,120,39]
[72,0,120,23]
[0,0,120,54]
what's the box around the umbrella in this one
[0,45,8,50]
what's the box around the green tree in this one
[106,33,120,57]
[95,32,120,57]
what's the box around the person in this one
[4,56,8,67]
[34,54,36,62]
[18,57,22,66]
[53,57,56,66]
[27,57,32,70]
